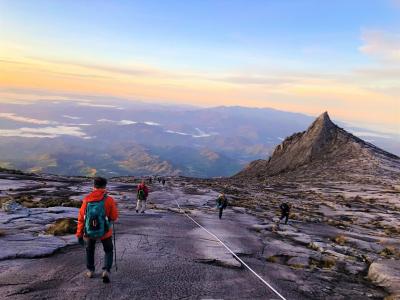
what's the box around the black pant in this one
[280,212,289,224]
[219,207,224,219]
[86,237,113,272]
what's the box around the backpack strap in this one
[101,193,108,202]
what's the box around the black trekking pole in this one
[113,222,118,272]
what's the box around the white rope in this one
[174,199,288,300]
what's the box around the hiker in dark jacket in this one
[216,193,228,219]
[76,177,118,283]
[162,178,166,186]
[279,202,290,224]
[136,180,149,213]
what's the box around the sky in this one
[0,0,399,133]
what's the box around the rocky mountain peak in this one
[315,111,332,124]
[235,112,399,178]
[309,111,335,132]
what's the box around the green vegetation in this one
[310,256,337,269]
[1,195,81,209]
[16,196,81,208]
[327,218,347,229]
[289,263,306,270]
[46,218,77,236]
[0,197,11,207]
[334,235,347,245]
[266,255,279,263]
[384,226,400,236]
[379,246,400,259]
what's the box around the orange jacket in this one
[76,189,118,240]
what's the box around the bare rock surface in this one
[0,203,78,260]
[0,175,289,299]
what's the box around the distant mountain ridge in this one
[236,112,399,179]
[0,100,399,178]
[0,102,317,177]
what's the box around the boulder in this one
[368,259,400,298]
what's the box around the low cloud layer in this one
[0,113,57,125]
[0,126,90,139]
[143,121,161,126]
[97,119,161,126]
[77,102,123,110]
[63,115,81,120]
[97,119,137,125]
[351,131,392,139]
[166,128,218,138]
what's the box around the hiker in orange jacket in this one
[76,177,118,283]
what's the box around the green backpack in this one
[137,189,146,200]
[84,194,109,239]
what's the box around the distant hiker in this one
[136,180,149,213]
[162,178,166,186]
[76,177,118,283]
[158,177,161,183]
[216,193,228,219]
[148,177,153,184]
[279,202,290,224]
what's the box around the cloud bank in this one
[0,126,90,139]
[0,113,57,125]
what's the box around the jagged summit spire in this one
[317,111,330,122]
[308,111,336,133]
[315,111,333,125]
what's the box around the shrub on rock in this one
[46,218,77,236]
[334,235,347,245]
[16,197,81,208]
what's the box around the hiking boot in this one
[102,271,110,283]
[86,271,94,278]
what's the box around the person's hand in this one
[78,237,84,247]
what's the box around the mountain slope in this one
[236,112,399,179]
